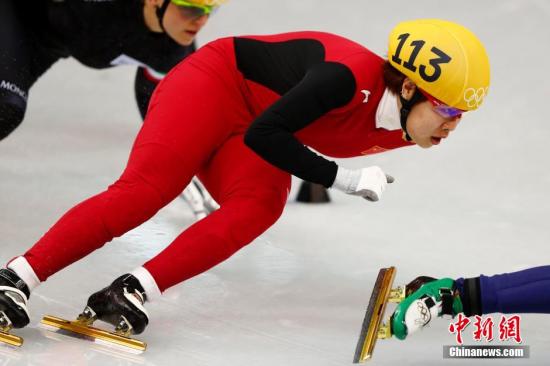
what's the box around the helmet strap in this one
[155,0,171,32]
[399,89,423,142]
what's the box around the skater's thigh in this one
[119,143,196,203]
[132,60,249,170]
[199,135,291,212]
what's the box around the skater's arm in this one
[244,61,356,188]
[457,265,550,315]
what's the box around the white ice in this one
[1,0,549,365]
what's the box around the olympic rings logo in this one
[414,301,432,325]
[464,87,489,109]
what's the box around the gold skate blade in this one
[353,266,396,363]
[0,330,23,347]
[41,315,146,353]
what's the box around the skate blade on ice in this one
[40,315,146,353]
[0,314,23,347]
[353,266,404,363]
[0,329,23,347]
[40,327,147,364]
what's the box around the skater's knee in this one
[254,189,287,225]
[242,187,286,222]
[98,145,192,237]
[223,189,287,246]
[101,173,168,237]
[123,144,192,202]
[0,102,25,140]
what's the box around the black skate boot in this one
[78,274,149,336]
[0,268,31,330]
[40,274,149,351]
[180,177,220,220]
[0,268,30,347]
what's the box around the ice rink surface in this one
[1,0,549,365]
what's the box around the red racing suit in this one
[23,32,413,292]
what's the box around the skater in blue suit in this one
[391,266,550,339]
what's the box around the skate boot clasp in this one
[76,306,97,326]
[377,321,392,340]
[0,312,23,347]
[387,286,406,303]
[114,316,133,337]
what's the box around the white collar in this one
[375,88,401,131]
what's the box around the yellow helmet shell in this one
[388,19,490,111]
[189,0,227,6]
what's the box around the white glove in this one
[331,166,394,201]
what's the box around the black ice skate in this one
[0,268,31,347]
[180,177,220,220]
[41,274,149,352]
[295,181,331,203]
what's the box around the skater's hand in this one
[390,278,460,340]
[331,166,394,202]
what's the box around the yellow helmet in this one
[388,19,490,111]
[171,0,227,9]
[183,0,227,6]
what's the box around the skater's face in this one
[163,2,210,46]
[407,101,462,148]
[143,0,211,46]
[400,80,462,148]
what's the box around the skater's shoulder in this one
[235,31,361,47]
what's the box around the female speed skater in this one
[0,0,221,219]
[389,265,550,340]
[0,19,492,338]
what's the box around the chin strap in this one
[155,0,171,32]
[399,89,424,142]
